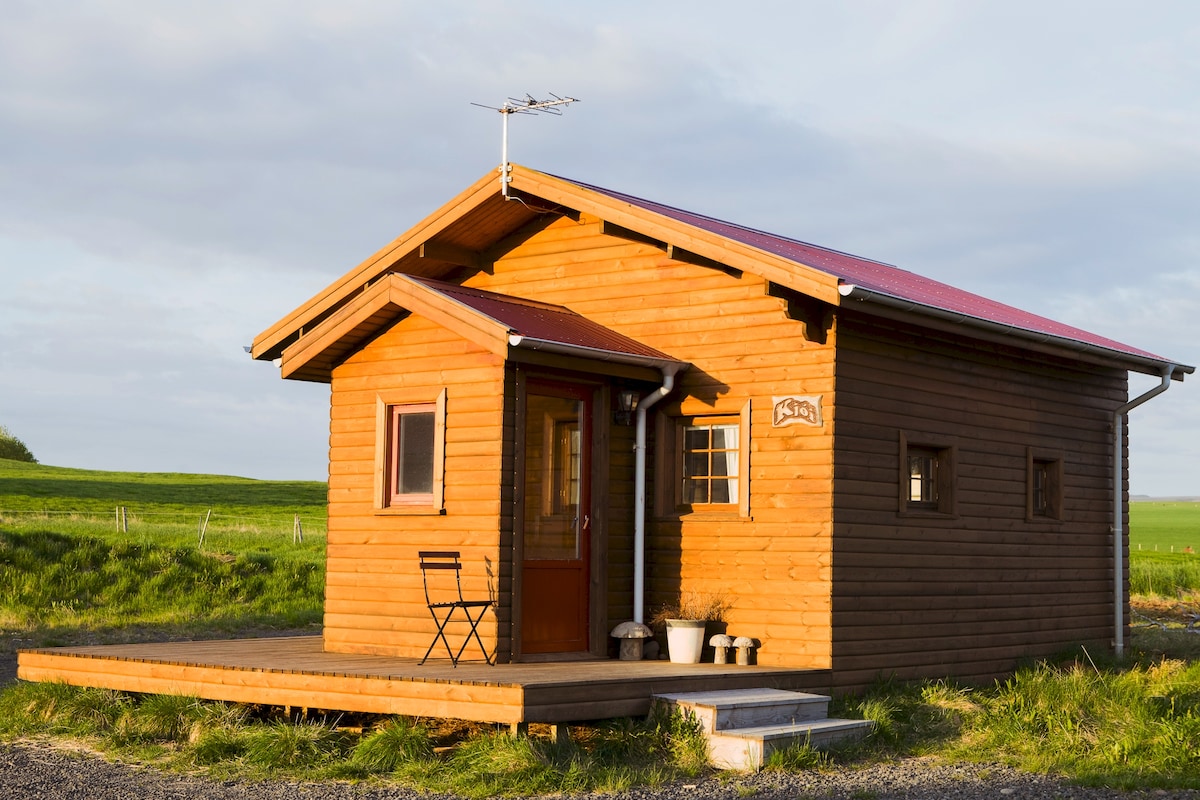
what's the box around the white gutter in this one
[633,367,681,624]
[507,334,685,372]
[1113,364,1175,657]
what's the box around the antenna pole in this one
[472,94,578,199]
[501,106,511,197]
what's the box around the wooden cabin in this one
[247,164,1191,691]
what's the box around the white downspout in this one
[633,367,680,624]
[1113,364,1175,657]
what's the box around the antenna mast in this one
[473,93,578,197]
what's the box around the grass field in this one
[4,458,1200,791]
[1129,502,1200,599]
[0,459,326,642]
[0,458,325,555]
[1130,501,1200,553]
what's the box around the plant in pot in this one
[652,591,731,664]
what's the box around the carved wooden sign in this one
[772,395,822,427]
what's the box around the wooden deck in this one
[17,637,831,725]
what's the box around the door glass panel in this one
[524,394,583,560]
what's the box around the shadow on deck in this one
[18,636,831,725]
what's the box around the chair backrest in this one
[419,551,465,605]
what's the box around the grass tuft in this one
[351,716,435,773]
[763,738,830,771]
[242,720,352,771]
[190,726,246,765]
[662,706,711,775]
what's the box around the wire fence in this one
[0,506,325,548]
[1135,543,1198,554]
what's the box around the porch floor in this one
[17,637,831,724]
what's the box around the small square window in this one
[375,390,445,512]
[682,421,740,505]
[656,402,751,517]
[899,433,955,516]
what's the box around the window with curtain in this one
[898,433,956,516]
[681,418,740,507]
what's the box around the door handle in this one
[582,514,590,530]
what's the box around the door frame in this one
[511,368,610,661]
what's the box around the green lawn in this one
[3,458,1200,791]
[1130,501,1200,553]
[0,458,325,554]
[0,458,326,643]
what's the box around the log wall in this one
[829,311,1128,689]
[472,214,837,667]
[324,314,508,658]
[318,209,1129,681]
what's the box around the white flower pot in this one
[664,619,706,664]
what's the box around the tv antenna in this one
[472,93,578,197]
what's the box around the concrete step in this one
[652,688,874,771]
[653,687,831,731]
[708,718,875,770]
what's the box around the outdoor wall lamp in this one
[614,389,640,426]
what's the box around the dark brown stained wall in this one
[830,311,1128,689]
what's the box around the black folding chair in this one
[418,551,494,666]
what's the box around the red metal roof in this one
[560,176,1173,366]
[410,277,681,364]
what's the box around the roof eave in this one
[507,334,690,374]
[509,167,845,305]
[839,284,1194,380]
[276,274,512,382]
[252,170,502,362]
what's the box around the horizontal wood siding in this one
[473,215,836,668]
[325,314,506,659]
[830,311,1128,689]
[604,420,637,639]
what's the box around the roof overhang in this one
[277,273,689,383]
[838,283,1193,380]
[253,162,1190,383]
[251,164,846,366]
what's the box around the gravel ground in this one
[1,742,1198,800]
[3,645,1198,799]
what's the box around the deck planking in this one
[18,636,830,724]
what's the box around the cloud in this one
[0,1,1196,491]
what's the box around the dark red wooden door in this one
[520,380,591,654]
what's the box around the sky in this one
[1,1,1197,495]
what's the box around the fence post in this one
[198,509,211,548]
[293,515,303,544]
[121,506,128,533]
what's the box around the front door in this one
[520,380,591,655]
